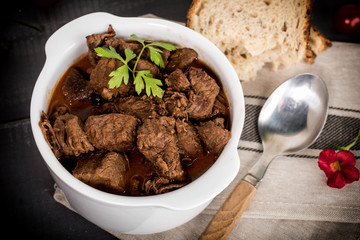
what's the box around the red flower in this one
[318,149,359,189]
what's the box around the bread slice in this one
[186,0,329,81]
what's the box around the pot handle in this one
[200,180,256,240]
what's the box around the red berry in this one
[333,4,360,34]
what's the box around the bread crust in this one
[312,26,332,52]
[186,0,201,28]
[302,0,313,60]
[306,25,332,64]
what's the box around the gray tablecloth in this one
[54,15,360,240]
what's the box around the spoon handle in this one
[200,180,256,240]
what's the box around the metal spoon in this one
[201,73,329,240]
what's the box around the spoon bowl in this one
[247,73,329,182]
[259,73,329,155]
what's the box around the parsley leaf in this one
[133,70,146,95]
[95,46,135,88]
[108,65,130,88]
[129,34,178,69]
[94,46,124,62]
[148,41,178,51]
[148,46,165,68]
[94,46,136,65]
[123,48,137,63]
[94,34,177,98]
[143,74,163,98]
[128,34,145,45]
[134,70,163,98]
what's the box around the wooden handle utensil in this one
[200,180,256,240]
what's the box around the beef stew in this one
[40,25,231,196]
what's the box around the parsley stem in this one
[132,43,146,79]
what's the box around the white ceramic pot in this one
[30,12,245,234]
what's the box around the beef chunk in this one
[85,113,139,152]
[49,106,69,122]
[137,116,185,180]
[39,111,62,158]
[73,151,128,193]
[62,68,93,101]
[188,67,220,94]
[86,25,116,66]
[103,37,143,58]
[132,59,160,77]
[175,119,202,157]
[90,58,132,100]
[187,91,209,120]
[157,48,171,67]
[160,49,171,67]
[118,40,143,56]
[103,37,125,51]
[187,67,220,120]
[196,118,231,156]
[153,97,168,116]
[117,95,158,122]
[128,176,143,195]
[211,92,229,118]
[144,177,186,195]
[163,91,189,118]
[93,102,119,115]
[166,48,198,72]
[53,113,94,156]
[103,37,141,56]
[164,69,190,91]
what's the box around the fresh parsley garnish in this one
[94,34,177,98]
[95,47,135,88]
